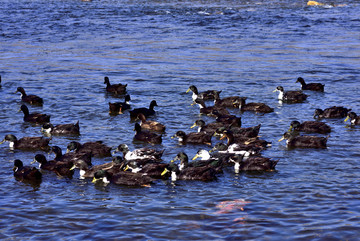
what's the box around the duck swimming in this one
[32,154,74,178]
[161,161,217,182]
[130,100,158,119]
[313,106,351,119]
[20,104,51,124]
[229,155,278,173]
[13,159,42,182]
[296,77,324,92]
[278,131,328,149]
[213,91,244,108]
[172,130,212,146]
[108,95,131,115]
[104,76,127,95]
[193,98,230,116]
[136,113,166,133]
[70,157,125,179]
[289,120,331,134]
[344,112,360,125]
[92,169,155,187]
[15,87,44,105]
[273,86,308,103]
[113,143,164,161]
[51,146,92,166]
[66,141,112,157]
[0,134,50,151]
[186,85,221,101]
[233,98,274,113]
[133,123,162,145]
[41,121,80,136]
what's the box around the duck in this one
[190,149,231,171]
[215,124,261,138]
[210,143,260,158]
[19,104,51,124]
[193,98,230,116]
[104,76,127,95]
[32,154,74,178]
[296,77,324,92]
[13,159,42,182]
[15,87,44,105]
[186,85,221,101]
[233,98,274,113]
[344,112,360,125]
[190,119,222,134]
[229,155,278,173]
[313,106,351,119]
[124,160,170,179]
[51,146,92,166]
[212,111,242,127]
[213,91,244,108]
[70,157,125,179]
[129,100,158,119]
[136,113,166,132]
[273,86,308,103]
[289,120,331,134]
[41,121,80,136]
[108,95,131,115]
[219,129,271,149]
[133,123,162,145]
[278,131,328,149]
[113,143,164,161]
[161,161,217,182]
[66,141,112,157]
[171,130,212,146]
[92,169,155,187]
[0,134,50,151]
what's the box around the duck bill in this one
[0,139,5,144]
[190,123,197,129]
[186,88,191,93]
[30,158,37,165]
[192,154,199,161]
[272,89,278,92]
[123,165,129,171]
[161,168,169,176]
[69,165,76,171]
[92,177,99,183]
[344,116,350,122]
[278,136,285,142]
[220,135,226,140]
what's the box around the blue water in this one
[1,0,360,240]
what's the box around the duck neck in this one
[234,162,240,174]
[171,171,177,182]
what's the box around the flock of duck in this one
[1,75,359,187]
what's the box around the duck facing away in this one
[136,113,166,133]
[229,155,278,173]
[296,77,324,92]
[13,159,42,183]
[313,106,351,119]
[161,161,217,182]
[213,91,244,108]
[193,98,230,117]
[278,131,328,149]
[20,104,51,124]
[344,112,360,125]
[104,76,127,95]
[0,134,50,151]
[130,100,158,119]
[186,85,221,101]
[92,169,155,187]
[41,121,80,136]
[273,86,308,103]
[234,98,274,113]
[133,123,162,145]
[66,141,112,157]
[289,120,331,134]
[15,87,44,105]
